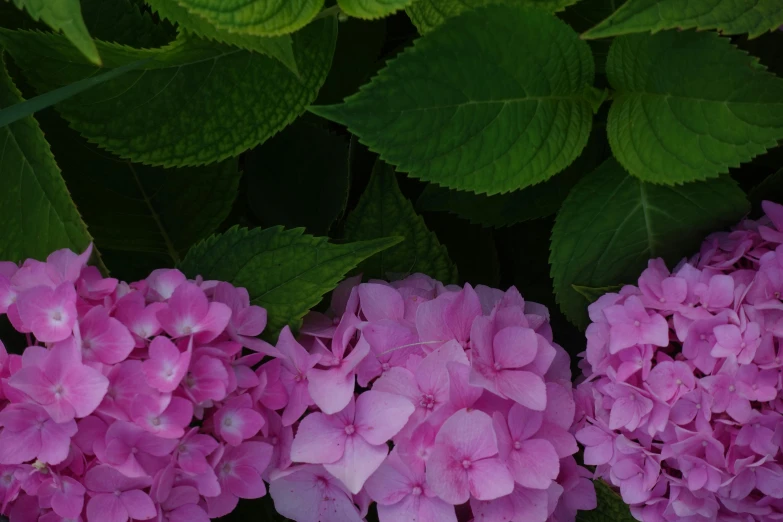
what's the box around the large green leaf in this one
[246,121,349,236]
[417,125,609,227]
[35,109,239,281]
[145,0,298,74]
[339,0,412,19]
[406,0,577,33]
[8,0,100,64]
[312,5,602,196]
[345,161,457,283]
[583,0,783,39]
[607,30,783,185]
[0,56,93,263]
[0,17,336,167]
[179,227,402,335]
[172,0,323,37]
[577,480,636,522]
[749,168,783,212]
[550,159,749,328]
[80,0,175,47]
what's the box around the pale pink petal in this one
[143,336,190,392]
[364,452,414,505]
[496,370,546,411]
[425,444,470,504]
[468,457,514,500]
[290,412,347,464]
[16,283,77,342]
[372,367,419,403]
[493,327,538,368]
[324,435,389,494]
[226,464,267,499]
[62,364,109,418]
[355,390,415,445]
[435,409,498,461]
[307,366,357,415]
[508,439,559,489]
[87,493,128,522]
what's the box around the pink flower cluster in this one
[266,275,596,522]
[576,200,783,522]
[0,245,277,522]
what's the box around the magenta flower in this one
[603,295,669,353]
[84,465,156,522]
[426,408,514,504]
[15,283,77,342]
[156,282,231,343]
[213,394,265,446]
[290,391,414,493]
[469,485,551,522]
[493,404,559,489]
[97,421,178,477]
[8,338,108,422]
[131,395,193,439]
[206,441,273,518]
[76,305,134,364]
[416,284,482,348]
[142,336,191,393]
[0,403,76,465]
[213,282,275,355]
[269,465,363,522]
[364,450,456,522]
[39,476,86,518]
[273,326,320,426]
[157,486,209,522]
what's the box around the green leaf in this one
[172,0,323,37]
[0,56,93,262]
[339,0,412,19]
[8,0,100,64]
[406,0,577,33]
[312,5,601,196]
[0,58,150,128]
[80,0,175,47]
[179,226,403,335]
[606,30,783,185]
[749,168,783,212]
[345,161,458,283]
[35,109,239,281]
[0,17,336,167]
[583,0,783,40]
[246,121,349,236]
[577,480,636,522]
[145,0,298,74]
[572,284,624,303]
[417,126,610,227]
[550,158,749,328]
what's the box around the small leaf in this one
[0,17,336,167]
[583,0,783,40]
[339,0,413,19]
[172,0,324,37]
[345,161,458,283]
[0,56,93,262]
[551,158,749,328]
[9,0,100,64]
[312,5,599,195]
[417,126,610,227]
[406,0,577,33]
[572,284,624,303]
[79,0,175,47]
[245,122,350,236]
[146,0,298,74]
[179,226,402,336]
[36,110,240,281]
[607,30,783,184]
[577,480,636,522]
[0,58,150,128]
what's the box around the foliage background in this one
[1,0,783,519]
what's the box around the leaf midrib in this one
[384,95,595,114]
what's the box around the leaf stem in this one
[127,162,181,265]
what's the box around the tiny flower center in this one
[381,363,391,372]
[150,417,161,427]
[178,444,187,453]
[419,394,436,410]
[729,385,736,392]
[114,490,122,497]
[741,342,746,348]
[131,448,138,454]
[294,373,304,383]
[461,459,472,469]
[51,310,63,322]
[633,320,640,327]
[659,297,665,303]
[411,486,422,496]
[695,404,701,409]
[513,441,522,450]
[700,334,707,341]
[701,441,708,447]
[52,384,64,397]
[675,379,682,385]
[493,362,502,371]
[270,436,279,445]
[344,424,356,435]
[222,462,232,474]
[776,292,781,299]
[223,417,233,427]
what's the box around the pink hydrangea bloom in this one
[576,200,783,522]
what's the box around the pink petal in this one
[355,391,415,445]
[323,434,389,494]
[508,439,559,489]
[119,489,156,520]
[0,426,40,464]
[194,302,232,344]
[507,403,544,441]
[493,327,538,369]
[16,283,77,342]
[290,412,347,464]
[358,283,404,321]
[225,464,267,499]
[79,306,135,364]
[364,452,415,505]
[39,418,77,464]
[307,366,357,415]
[373,367,419,403]
[425,444,470,504]
[143,336,190,392]
[447,362,482,410]
[435,409,498,461]
[87,493,128,522]
[496,370,547,411]
[468,457,515,500]
[62,364,109,418]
